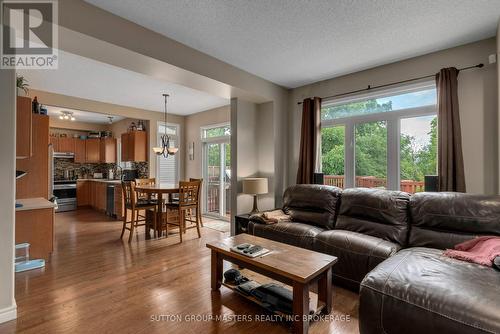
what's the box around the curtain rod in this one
[297,63,484,105]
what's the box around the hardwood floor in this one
[0,209,359,334]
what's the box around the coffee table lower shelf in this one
[222,269,326,319]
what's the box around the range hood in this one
[53,152,75,158]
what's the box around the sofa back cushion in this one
[409,192,500,249]
[283,184,342,230]
[335,188,411,246]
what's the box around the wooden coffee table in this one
[206,234,337,334]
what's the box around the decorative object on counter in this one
[88,131,100,138]
[129,122,137,132]
[32,96,39,113]
[153,93,178,157]
[39,105,48,115]
[188,142,194,160]
[137,120,145,131]
[58,111,75,121]
[16,75,29,96]
[102,131,112,138]
[242,178,269,214]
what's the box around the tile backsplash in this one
[54,158,149,180]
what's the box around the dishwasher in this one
[106,184,115,217]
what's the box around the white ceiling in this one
[85,0,500,88]
[46,105,125,124]
[18,50,229,115]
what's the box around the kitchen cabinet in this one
[16,199,55,261]
[16,96,32,159]
[85,138,100,163]
[77,180,119,214]
[58,137,75,153]
[121,131,147,162]
[95,182,107,211]
[74,139,86,163]
[114,184,123,219]
[76,180,90,206]
[16,115,49,199]
[100,138,117,163]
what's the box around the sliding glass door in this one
[203,140,231,220]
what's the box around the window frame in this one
[320,81,437,190]
[200,122,231,143]
[156,121,180,186]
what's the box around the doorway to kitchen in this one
[202,123,231,221]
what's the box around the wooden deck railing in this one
[323,175,425,194]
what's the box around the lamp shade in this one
[242,178,268,195]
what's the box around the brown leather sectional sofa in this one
[247,184,500,334]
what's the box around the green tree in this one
[321,100,437,184]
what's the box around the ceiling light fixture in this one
[108,116,114,124]
[59,111,75,121]
[153,94,178,157]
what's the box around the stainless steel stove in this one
[53,180,77,212]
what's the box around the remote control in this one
[236,243,251,250]
[245,245,263,254]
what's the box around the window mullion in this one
[345,121,355,188]
[387,118,400,190]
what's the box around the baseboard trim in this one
[0,303,17,324]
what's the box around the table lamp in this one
[242,178,268,214]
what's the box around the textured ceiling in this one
[85,0,500,88]
[19,50,229,115]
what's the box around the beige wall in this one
[497,21,500,194]
[184,105,230,180]
[289,38,498,195]
[231,98,258,230]
[256,102,275,210]
[0,69,17,322]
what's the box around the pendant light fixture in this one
[153,93,178,157]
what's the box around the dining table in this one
[134,183,179,238]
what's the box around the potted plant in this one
[16,76,29,96]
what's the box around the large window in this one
[321,82,437,193]
[156,122,179,187]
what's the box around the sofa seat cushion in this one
[248,221,324,250]
[360,247,500,334]
[314,230,400,288]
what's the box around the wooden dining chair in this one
[135,178,157,201]
[121,181,158,242]
[163,180,201,242]
[189,178,204,227]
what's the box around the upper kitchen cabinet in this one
[58,137,75,153]
[100,138,117,163]
[49,136,59,152]
[16,96,32,159]
[74,139,86,163]
[85,138,100,163]
[121,131,147,162]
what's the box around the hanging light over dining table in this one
[153,93,178,157]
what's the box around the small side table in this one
[235,214,251,235]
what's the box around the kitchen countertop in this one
[16,198,57,211]
[76,179,122,184]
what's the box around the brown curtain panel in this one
[436,67,466,192]
[296,97,321,184]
